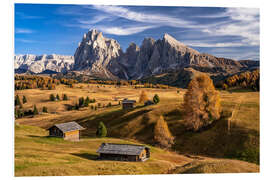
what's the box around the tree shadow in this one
[71,153,99,160]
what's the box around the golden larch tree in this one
[183,74,221,132]
[139,90,149,103]
[154,115,174,148]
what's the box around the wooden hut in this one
[144,100,154,106]
[97,143,150,161]
[122,99,136,110]
[48,121,85,141]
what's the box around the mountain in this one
[14,54,74,74]
[73,29,258,81]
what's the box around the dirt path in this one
[228,96,243,134]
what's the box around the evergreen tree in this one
[63,94,68,100]
[79,97,85,107]
[154,116,174,149]
[42,106,48,113]
[23,95,27,104]
[33,105,38,115]
[153,94,160,104]
[15,95,22,108]
[49,94,55,101]
[139,90,149,103]
[183,74,221,131]
[96,121,107,137]
[56,94,60,101]
[84,96,90,107]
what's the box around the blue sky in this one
[15,4,260,60]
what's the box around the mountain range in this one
[14,29,259,85]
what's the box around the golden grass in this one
[15,83,260,175]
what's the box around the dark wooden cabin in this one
[97,143,150,162]
[144,100,154,106]
[48,121,85,141]
[122,99,136,110]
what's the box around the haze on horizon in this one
[15,4,260,60]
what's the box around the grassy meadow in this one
[15,82,260,175]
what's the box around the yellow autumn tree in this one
[139,90,149,103]
[154,115,174,148]
[183,74,221,132]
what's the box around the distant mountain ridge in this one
[15,29,259,84]
[14,54,74,74]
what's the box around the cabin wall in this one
[100,153,138,161]
[49,126,63,137]
[64,130,80,141]
[122,103,134,109]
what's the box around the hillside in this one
[15,124,259,176]
[15,83,260,165]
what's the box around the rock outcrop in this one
[14,54,74,74]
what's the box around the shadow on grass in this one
[71,153,99,160]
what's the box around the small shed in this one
[97,143,150,161]
[48,121,85,141]
[122,98,136,110]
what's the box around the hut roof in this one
[51,121,85,133]
[122,99,136,104]
[97,143,148,156]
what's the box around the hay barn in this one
[122,99,136,110]
[97,143,150,161]
[48,121,85,141]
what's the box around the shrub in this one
[96,121,107,137]
[183,74,221,131]
[15,95,22,108]
[56,94,60,101]
[153,94,160,104]
[84,96,90,107]
[79,97,85,107]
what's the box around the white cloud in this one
[15,28,34,34]
[92,5,196,28]
[16,39,36,43]
[94,25,156,36]
[202,8,259,46]
[184,41,245,48]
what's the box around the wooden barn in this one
[122,99,136,110]
[97,143,150,162]
[48,121,85,141]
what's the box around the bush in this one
[84,96,90,107]
[183,74,221,131]
[96,121,107,137]
[79,97,85,107]
[153,94,160,104]
[15,95,22,108]
[56,94,60,101]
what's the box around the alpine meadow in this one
[14,4,260,176]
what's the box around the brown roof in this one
[97,143,149,156]
[49,121,85,133]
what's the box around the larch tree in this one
[183,74,221,132]
[22,95,27,104]
[139,90,149,103]
[154,115,174,149]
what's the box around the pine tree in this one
[153,94,160,104]
[33,105,38,115]
[79,97,85,107]
[154,116,174,149]
[139,90,149,103]
[84,96,90,107]
[56,94,60,101]
[183,74,221,131]
[15,95,22,108]
[96,121,107,137]
[63,94,68,100]
[49,94,55,101]
[42,106,48,113]
[23,95,27,104]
